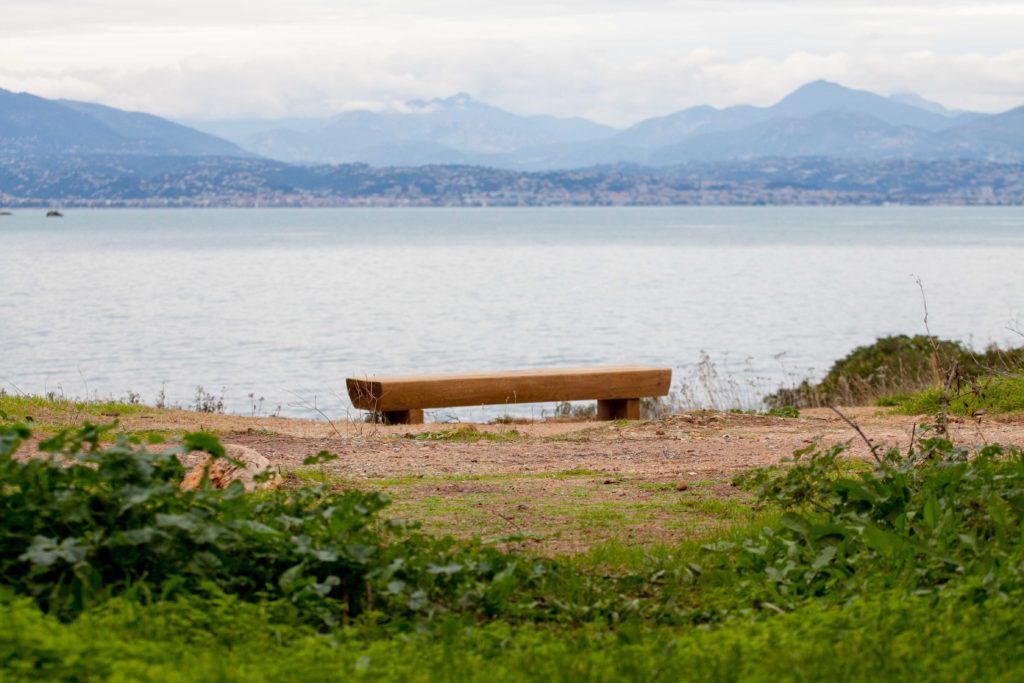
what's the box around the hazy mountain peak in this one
[792,79,845,93]
[889,91,953,116]
[776,80,869,108]
[443,92,476,107]
[405,92,480,113]
[772,79,952,131]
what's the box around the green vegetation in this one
[765,405,800,418]
[409,426,521,443]
[100,429,185,445]
[730,406,800,418]
[4,591,1022,682]
[881,372,1024,416]
[0,390,150,420]
[308,469,765,550]
[768,334,1024,408]
[554,401,597,419]
[2,417,1023,681]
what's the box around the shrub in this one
[882,372,1024,416]
[0,421,400,622]
[3,412,1024,648]
[724,434,1024,608]
[767,335,1024,408]
[0,420,675,627]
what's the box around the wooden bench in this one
[346,365,672,424]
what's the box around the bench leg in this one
[376,409,424,425]
[597,398,640,421]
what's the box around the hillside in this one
[0,88,248,157]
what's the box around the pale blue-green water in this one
[1,207,1022,419]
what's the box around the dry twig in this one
[828,405,883,464]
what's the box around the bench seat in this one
[346,365,671,424]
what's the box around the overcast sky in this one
[2,1,1023,125]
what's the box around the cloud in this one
[2,2,1023,123]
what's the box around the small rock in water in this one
[181,444,283,492]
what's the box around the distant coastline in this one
[2,157,1022,208]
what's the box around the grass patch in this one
[93,428,191,445]
[235,428,281,437]
[881,372,1024,415]
[550,468,604,478]
[637,479,715,491]
[104,429,181,445]
[292,468,334,484]
[729,406,801,418]
[0,392,151,420]
[4,579,1021,682]
[408,426,522,443]
[566,511,781,572]
[371,474,762,553]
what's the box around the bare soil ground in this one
[14,404,1024,556]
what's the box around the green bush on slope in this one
[881,372,1024,416]
[767,334,1024,408]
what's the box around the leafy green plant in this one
[0,421,667,627]
[765,405,800,418]
[0,421,402,622]
[724,434,1024,608]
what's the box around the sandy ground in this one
[12,405,1024,554]
[97,406,1021,478]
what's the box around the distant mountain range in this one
[3,81,1023,170]
[177,81,1023,168]
[2,81,1024,207]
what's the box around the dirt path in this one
[15,405,1024,555]
[19,403,1023,480]
[102,406,1023,480]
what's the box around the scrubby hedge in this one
[2,415,1024,680]
[0,421,635,626]
[767,334,1024,408]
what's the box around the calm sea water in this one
[2,207,1022,419]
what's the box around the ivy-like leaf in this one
[182,432,225,459]
[303,451,339,466]
[19,536,87,568]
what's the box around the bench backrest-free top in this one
[346,365,671,424]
